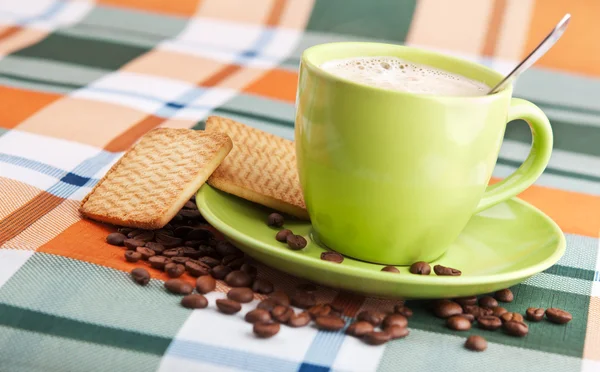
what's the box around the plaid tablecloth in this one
[0,1,599,371]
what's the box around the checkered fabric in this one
[0,1,599,371]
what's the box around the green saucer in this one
[196,185,565,299]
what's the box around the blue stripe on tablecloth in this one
[0,154,101,184]
[300,319,350,370]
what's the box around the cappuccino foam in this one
[320,56,488,96]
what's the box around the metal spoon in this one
[488,13,571,94]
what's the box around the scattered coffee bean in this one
[477,315,502,331]
[245,309,272,324]
[130,230,154,242]
[155,234,183,248]
[363,331,391,345]
[291,291,316,309]
[179,209,202,219]
[381,266,400,273]
[171,256,191,264]
[199,256,221,268]
[321,252,344,263]
[272,305,294,323]
[124,250,142,263]
[252,278,274,294]
[240,264,258,279]
[257,299,278,311]
[131,268,150,285]
[494,288,514,302]
[465,335,487,351]
[346,321,374,337]
[308,304,332,319]
[187,227,214,242]
[433,265,461,276]
[454,296,478,307]
[382,314,408,329]
[286,235,307,250]
[315,315,345,331]
[254,321,280,338]
[216,299,242,314]
[211,265,232,280]
[225,270,253,287]
[394,305,413,317]
[464,305,493,317]
[503,321,529,337]
[118,227,134,235]
[183,200,196,209]
[185,260,210,277]
[492,306,508,317]
[500,312,523,323]
[267,213,285,228]
[164,279,194,295]
[276,229,293,243]
[181,294,208,309]
[460,313,475,322]
[545,308,573,324]
[447,315,471,331]
[135,247,156,260]
[409,261,430,275]
[216,241,241,258]
[196,275,216,294]
[124,239,145,250]
[107,233,127,246]
[526,307,545,322]
[357,310,386,326]
[180,247,201,259]
[478,296,498,308]
[184,240,201,248]
[386,325,410,339]
[226,257,245,270]
[148,256,171,270]
[268,290,291,307]
[228,288,254,303]
[288,311,311,327]
[297,283,318,293]
[433,300,463,318]
[165,263,185,278]
[145,242,165,254]
[174,226,194,238]
[163,248,184,258]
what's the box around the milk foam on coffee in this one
[320,56,488,96]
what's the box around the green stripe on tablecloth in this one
[558,234,599,270]
[496,158,600,183]
[0,72,83,94]
[0,324,161,372]
[543,265,595,281]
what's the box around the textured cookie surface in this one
[79,128,232,229]
[205,116,309,220]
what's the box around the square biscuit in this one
[205,116,309,220]
[80,128,232,229]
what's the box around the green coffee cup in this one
[295,42,553,265]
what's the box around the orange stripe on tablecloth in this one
[481,0,507,57]
[97,0,202,17]
[0,85,62,129]
[265,0,286,26]
[0,178,43,220]
[201,64,242,87]
[583,296,600,360]
[103,115,164,152]
[244,68,298,102]
[0,26,20,41]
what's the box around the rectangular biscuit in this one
[80,128,232,229]
[205,116,309,220]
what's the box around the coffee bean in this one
[394,305,413,318]
[503,321,528,337]
[124,250,142,263]
[126,229,143,238]
[386,325,410,339]
[228,287,254,303]
[163,248,184,258]
[464,305,492,318]
[183,200,196,209]
[252,278,274,294]
[245,309,272,324]
[357,310,386,326]
[124,239,145,250]
[187,227,214,241]
[216,299,241,314]
[135,247,156,260]
[478,296,498,308]
[545,308,572,324]
[460,313,475,322]
[184,240,201,248]
[226,257,245,270]
[447,315,471,331]
[179,209,202,219]
[526,307,545,322]
[492,306,508,317]
[156,228,174,236]
[454,296,478,307]
[222,255,239,266]
[185,260,210,277]
[171,256,191,264]
[155,233,183,248]
[148,256,171,270]
[465,335,487,351]
[297,283,318,293]
[267,213,284,227]
[199,256,221,268]
[433,300,463,318]
[409,261,430,275]
[174,226,194,238]
[164,279,194,295]
[197,245,218,258]
[253,321,280,338]
[382,314,408,329]
[500,312,523,323]
[477,315,502,330]
[130,230,154,242]
[315,315,345,331]
[211,265,232,280]
[320,252,344,263]
[288,311,311,327]
[107,233,127,246]
[257,299,278,311]
[308,304,332,319]
[181,294,208,309]
[345,321,374,337]
[271,305,294,323]
[286,235,307,250]
[131,268,150,285]
[363,331,391,345]
[240,264,257,279]
[381,266,400,273]
[145,242,165,254]
[433,265,461,276]
[165,263,185,278]
[216,241,241,258]
[225,270,252,287]
[180,247,201,259]
[291,291,316,309]
[275,229,293,242]
[118,227,134,235]
[196,275,216,294]
[494,288,513,302]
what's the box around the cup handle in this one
[474,98,553,213]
